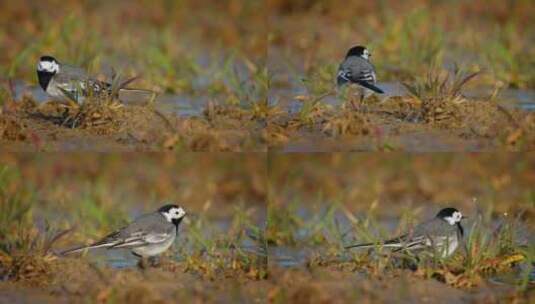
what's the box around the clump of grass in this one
[403,65,480,103]
[63,99,126,131]
[0,165,68,285]
[402,65,480,126]
[178,206,267,280]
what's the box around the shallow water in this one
[268,246,313,268]
[272,80,535,114]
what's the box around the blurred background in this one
[269,153,534,213]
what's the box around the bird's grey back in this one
[339,56,377,83]
[412,218,457,237]
[107,212,174,240]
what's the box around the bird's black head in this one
[158,204,186,230]
[346,45,370,59]
[37,55,60,91]
[436,207,464,226]
[39,55,58,63]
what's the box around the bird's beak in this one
[462,216,467,220]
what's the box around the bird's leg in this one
[137,257,148,269]
[359,89,371,113]
[148,256,160,267]
[348,92,361,111]
[132,252,149,269]
[350,88,366,112]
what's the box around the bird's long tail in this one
[344,242,405,250]
[60,242,114,256]
[118,88,156,94]
[356,81,385,94]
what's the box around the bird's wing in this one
[108,230,172,249]
[54,67,111,97]
[394,220,456,251]
[345,224,434,250]
[108,213,175,249]
[338,58,384,93]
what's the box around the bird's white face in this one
[361,49,371,60]
[444,211,463,225]
[161,206,186,222]
[37,59,60,74]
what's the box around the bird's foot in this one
[148,256,160,267]
[137,256,160,269]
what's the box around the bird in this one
[345,207,466,258]
[36,55,150,104]
[336,45,384,101]
[61,204,186,264]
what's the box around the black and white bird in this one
[337,45,384,100]
[61,204,186,261]
[37,55,153,105]
[37,56,114,104]
[345,208,466,258]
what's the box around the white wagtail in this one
[37,56,114,104]
[337,45,384,100]
[345,207,466,258]
[61,204,186,261]
[37,55,150,105]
